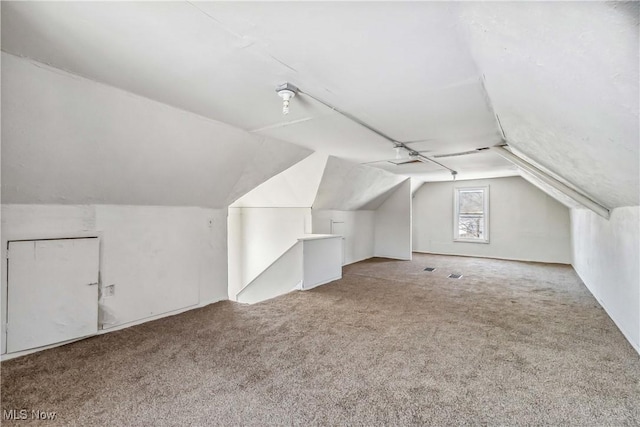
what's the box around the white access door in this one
[7,238,100,353]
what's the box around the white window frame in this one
[453,186,490,244]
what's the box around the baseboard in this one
[572,266,640,356]
[343,255,373,266]
[1,336,92,361]
[1,296,228,361]
[413,250,571,265]
[100,297,226,333]
[373,255,412,261]
[302,275,342,290]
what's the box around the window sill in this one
[453,238,490,244]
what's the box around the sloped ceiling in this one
[2,2,638,208]
[0,1,511,182]
[1,53,311,208]
[231,153,328,208]
[462,2,639,207]
[313,157,407,211]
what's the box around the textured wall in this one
[1,204,228,355]
[313,156,406,211]
[1,53,311,208]
[413,176,571,263]
[462,2,639,208]
[374,179,412,260]
[571,206,640,354]
[312,210,375,265]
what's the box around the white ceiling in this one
[313,157,407,211]
[2,1,637,206]
[1,53,311,208]
[461,1,639,207]
[0,1,509,181]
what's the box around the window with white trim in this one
[454,186,489,243]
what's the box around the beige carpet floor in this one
[2,253,639,426]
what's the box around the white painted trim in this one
[3,230,102,242]
[453,185,490,243]
[491,146,610,219]
[100,297,221,332]
[372,255,413,261]
[343,255,372,266]
[413,250,570,266]
[1,296,227,361]
[297,234,341,241]
[1,336,91,361]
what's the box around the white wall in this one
[1,52,317,356]
[235,235,342,304]
[1,52,311,208]
[227,207,311,300]
[374,179,412,260]
[413,176,571,263]
[312,210,375,265]
[236,242,303,305]
[1,204,227,355]
[571,206,640,354]
[313,156,406,211]
[301,236,342,290]
[462,2,639,209]
[232,153,327,208]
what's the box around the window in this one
[454,186,489,243]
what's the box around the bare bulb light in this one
[275,83,299,115]
[279,90,295,115]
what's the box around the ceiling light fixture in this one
[274,82,458,179]
[275,82,298,115]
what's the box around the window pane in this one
[458,190,484,239]
[458,214,484,239]
[459,190,484,214]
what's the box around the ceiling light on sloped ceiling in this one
[275,82,298,115]
[273,82,459,180]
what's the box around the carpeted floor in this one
[2,253,639,426]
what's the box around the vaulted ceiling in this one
[2,2,638,207]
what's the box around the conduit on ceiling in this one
[490,145,611,219]
[275,82,458,180]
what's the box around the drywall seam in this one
[2,52,311,207]
[2,52,246,131]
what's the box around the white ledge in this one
[297,234,342,241]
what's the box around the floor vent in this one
[424,267,436,272]
[448,274,463,279]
